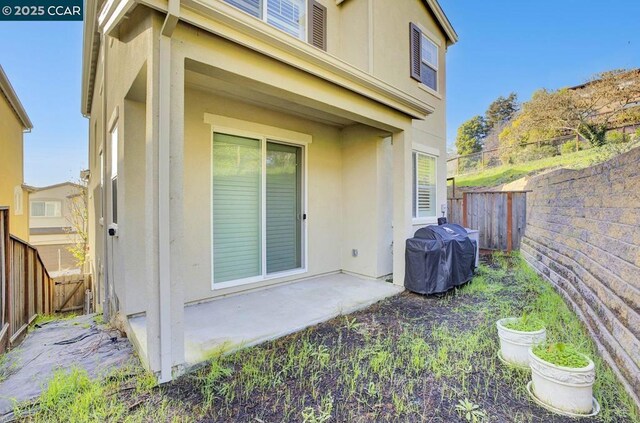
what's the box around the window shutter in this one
[308,0,327,51]
[409,22,422,81]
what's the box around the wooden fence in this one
[52,273,92,313]
[447,191,528,252]
[0,208,53,353]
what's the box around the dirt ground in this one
[147,256,636,422]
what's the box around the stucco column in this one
[144,34,161,375]
[391,129,413,286]
[168,46,186,375]
[144,22,185,383]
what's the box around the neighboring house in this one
[82,0,457,380]
[28,182,86,276]
[0,65,32,240]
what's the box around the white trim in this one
[418,82,442,100]
[412,142,440,157]
[204,114,313,144]
[411,150,438,222]
[206,114,310,292]
[415,22,442,48]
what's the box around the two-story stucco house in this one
[28,182,86,275]
[82,0,457,381]
[0,65,32,241]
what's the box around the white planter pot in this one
[496,318,546,367]
[528,348,595,415]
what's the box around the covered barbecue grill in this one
[404,223,477,295]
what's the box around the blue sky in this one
[0,21,84,187]
[440,0,640,150]
[0,1,639,185]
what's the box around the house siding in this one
[0,93,29,240]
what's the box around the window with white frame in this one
[412,152,437,219]
[31,201,62,218]
[225,0,307,40]
[420,34,438,91]
[99,149,104,221]
[110,125,118,224]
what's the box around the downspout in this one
[157,0,179,383]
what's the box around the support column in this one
[145,13,185,382]
[168,46,185,376]
[391,129,413,286]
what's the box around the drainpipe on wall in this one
[157,0,180,384]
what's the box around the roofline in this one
[0,64,33,130]
[81,0,100,116]
[27,182,86,192]
[424,0,458,45]
[567,68,640,91]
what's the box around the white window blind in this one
[413,152,436,218]
[30,201,61,218]
[225,0,307,41]
[212,133,263,283]
[266,142,302,274]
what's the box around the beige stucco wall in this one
[0,94,29,240]
[85,7,156,315]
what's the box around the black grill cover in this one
[404,223,477,295]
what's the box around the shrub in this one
[532,343,590,368]
[606,131,627,144]
[560,140,584,155]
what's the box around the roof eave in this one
[424,0,458,46]
[81,0,100,116]
[0,65,33,130]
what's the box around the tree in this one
[455,116,488,156]
[500,69,640,147]
[65,181,88,269]
[485,92,519,130]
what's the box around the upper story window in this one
[226,0,306,39]
[225,0,326,50]
[410,23,439,92]
[31,201,62,218]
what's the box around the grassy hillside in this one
[454,141,639,188]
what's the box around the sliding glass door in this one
[212,133,304,287]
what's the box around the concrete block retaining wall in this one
[521,146,640,406]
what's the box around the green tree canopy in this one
[485,92,519,130]
[455,116,488,156]
[500,69,640,147]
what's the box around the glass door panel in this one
[266,142,302,274]
[212,133,262,283]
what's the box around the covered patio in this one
[128,273,402,367]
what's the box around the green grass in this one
[13,253,639,422]
[502,314,545,332]
[454,140,640,187]
[532,343,590,368]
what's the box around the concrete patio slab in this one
[128,273,403,366]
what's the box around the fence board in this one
[447,191,528,252]
[0,225,53,350]
[53,274,90,313]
